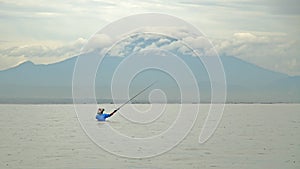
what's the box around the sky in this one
[0,0,299,75]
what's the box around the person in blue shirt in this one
[96,108,118,121]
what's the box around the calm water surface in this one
[0,104,299,169]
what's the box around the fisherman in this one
[96,108,118,121]
[95,82,156,121]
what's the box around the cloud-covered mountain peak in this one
[106,33,181,57]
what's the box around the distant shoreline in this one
[0,98,299,104]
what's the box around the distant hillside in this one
[0,52,299,103]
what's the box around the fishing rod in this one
[115,81,157,111]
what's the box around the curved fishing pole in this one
[115,81,157,111]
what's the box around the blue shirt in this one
[96,113,110,121]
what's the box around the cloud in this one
[214,32,300,75]
[82,33,113,53]
[232,32,273,44]
[179,0,300,15]
[94,26,213,58]
[252,0,300,15]
[95,31,212,58]
[0,38,87,70]
[135,26,193,39]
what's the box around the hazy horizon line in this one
[0,98,298,104]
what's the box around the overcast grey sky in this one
[0,0,299,75]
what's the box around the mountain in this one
[220,56,300,103]
[0,52,299,103]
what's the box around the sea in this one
[0,104,299,169]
